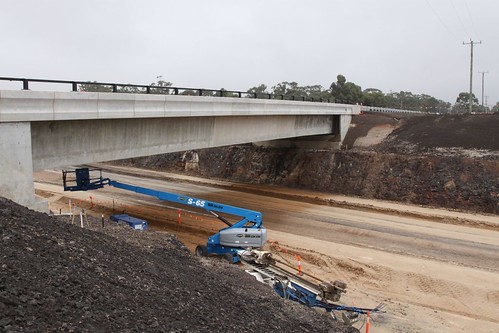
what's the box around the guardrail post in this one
[71,82,78,92]
[22,79,29,90]
[174,88,178,95]
[198,89,203,96]
[146,86,151,94]
[238,92,241,98]
[268,93,271,99]
[112,84,117,93]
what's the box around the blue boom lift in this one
[62,168,266,263]
[62,167,385,326]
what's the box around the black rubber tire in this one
[224,253,234,264]
[195,245,207,257]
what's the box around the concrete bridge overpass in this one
[0,88,359,210]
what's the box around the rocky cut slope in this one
[0,198,357,333]
[116,113,499,214]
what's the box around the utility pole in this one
[463,39,481,113]
[478,70,488,107]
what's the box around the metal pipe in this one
[273,258,324,283]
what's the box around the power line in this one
[449,0,467,35]
[463,0,479,38]
[424,0,458,39]
[463,39,481,113]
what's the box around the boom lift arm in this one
[62,168,266,263]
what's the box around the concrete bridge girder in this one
[31,115,336,171]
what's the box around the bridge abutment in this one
[0,122,47,212]
[255,114,352,149]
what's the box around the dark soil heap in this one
[0,198,356,333]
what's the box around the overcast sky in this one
[1,0,498,106]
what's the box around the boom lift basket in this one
[62,168,109,191]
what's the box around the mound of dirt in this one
[376,113,499,155]
[0,197,357,333]
[342,113,416,149]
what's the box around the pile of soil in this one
[114,113,498,214]
[0,197,357,333]
[378,113,499,153]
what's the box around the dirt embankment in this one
[0,197,356,333]
[115,113,498,214]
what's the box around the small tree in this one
[452,92,479,113]
[303,85,331,101]
[329,75,362,104]
[271,81,306,99]
[362,88,386,107]
[150,76,172,94]
[247,84,269,98]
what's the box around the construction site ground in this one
[33,166,499,333]
[1,195,355,333]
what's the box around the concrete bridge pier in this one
[0,122,46,211]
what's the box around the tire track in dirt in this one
[487,291,499,305]
[263,209,499,272]
[273,241,499,326]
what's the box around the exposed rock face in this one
[0,197,357,333]
[328,151,498,213]
[182,150,199,172]
[114,113,499,214]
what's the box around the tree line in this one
[80,74,496,114]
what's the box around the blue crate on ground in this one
[110,214,148,231]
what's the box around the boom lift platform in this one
[62,168,266,263]
[62,168,385,326]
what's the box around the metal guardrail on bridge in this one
[0,76,334,103]
[361,105,423,114]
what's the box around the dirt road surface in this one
[34,167,499,333]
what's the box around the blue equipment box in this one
[110,214,148,231]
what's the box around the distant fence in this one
[0,76,334,103]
